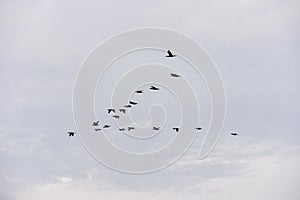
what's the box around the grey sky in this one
[0,0,300,199]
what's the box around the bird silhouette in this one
[129,101,138,105]
[68,132,75,137]
[150,85,159,90]
[108,108,115,113]
[195,127,202,130]
[166,50,176,57]
[230,132,239,136]
[92,121,100,126]
[124,104,132,108]
[119,109,126,113]
[170,73,181,78]
[103,125,110,128]
[153,126,160,131]
[119,128,125,131]
[112,115,120,119]
[135,90,143,94]
[128,126,135,131]
[95,128,101,131]
[173,127,179,132]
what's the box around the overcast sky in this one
[1,0,300,199]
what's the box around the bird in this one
[119,109,126,113]
[129,101,138,105]
[166,50,176,58]
[153,126,160,131]
[128,126,135,131]
[108,108,115,113]
[92,121,100,126]
[68,132,75,137]
[170,73,181,78]
[112,115,120,119]
[103,125,110,128]
[173,127,179,132]
[119,128,125,131]
[195,127,202,130]
[230,132,239,136]
[150,85,159,90]
[124,104,132,108]
[95,128,101,131]
[135,90,144,94]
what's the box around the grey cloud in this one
[0,0,299,199]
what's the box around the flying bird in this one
[108,108,115,113]
[103,125,110,128]
[173,128,180,132]
[166,50,176,58]
[195,127,202,130]
[92,121,100,126]
[119,109,126,113]
[94,128,101,131]
[112,115,120,119]
[230,132,239,136]
[119,128,125,131]
[153,126,160,131]
[124,104,132,108]
[129,101,138,105]
[170,73,181,78]
[128,126,135,131]
[150,85,159,90]
[68,132,75,137]
[135,90,144,94]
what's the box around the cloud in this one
[142,0,300,45]
[14,139,300,200]
[0,0,299,199]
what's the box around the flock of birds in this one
[67,50,238,137]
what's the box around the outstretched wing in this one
[171,73,180,77]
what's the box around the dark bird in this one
[129,101,138,105]
[166,50,176,58]
[119,109,126,113]
[108,108,115,113]
[119,128,125,131]
[68,132,75,137]
[103,125,110,128]
[150,85,159,90]
[170,73,181,78]
[112,115,120,119]
[195,127,202,130]
[153,126,160,131]
[92,121,100,126]
[173,127,179,132]
[230,132,239,136]
[95,128,101,131]
[128,126,135,131]
[124,104,132,108]
[135,90,144,94]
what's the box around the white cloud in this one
[0,0,299,199]
[17,140,300,200]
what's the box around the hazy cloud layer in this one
[0,0,299,199]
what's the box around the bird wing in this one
[171,73,180,77]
